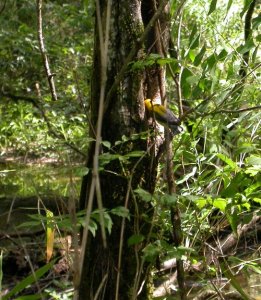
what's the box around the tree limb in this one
[36,0,58,101]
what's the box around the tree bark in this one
[77,1,170,299]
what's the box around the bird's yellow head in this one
[144,99,153,111]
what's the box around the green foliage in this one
[18,206,130,237]
[0,0,92,159]
[0,0,260,298]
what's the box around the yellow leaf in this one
[46,210,55,263]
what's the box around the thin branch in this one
[208,105,261,115]
[36,0,58,101]
[77,0,112,291]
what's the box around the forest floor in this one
[0,157,260,299]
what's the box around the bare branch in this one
[36,0,58,101]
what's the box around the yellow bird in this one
[144,99,183,135]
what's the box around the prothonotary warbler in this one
[144,99,183,135]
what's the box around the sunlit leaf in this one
[216,153,238,170]
[253,198,261,205]
[194,198,208,209]
[246,155,261,166]
[240,0,254,18]
[212,198,227,212]
[46,210,55,263]
[226,0,233,16]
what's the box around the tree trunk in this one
[77,1,170,299]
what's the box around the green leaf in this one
[159,194,178,206]
[253,198,261,205]
[99,153,121,166]
[207,52,217,67]
[208,0,217,15]
[186,75,200,85]
[110,207,130,219]
[177,246,196,254]
[181,68,193,98]
[247,262,261,274]
[134,188,154,202]
[189,34,200,50]
[226,0,233,15]
[125,151,145,158]
[128,234,145,246]
[245,167,260,176]
[221,262,251,300]
[212,198,227,212]
[88,219,98,236]
[246,155,261,166]
[245,182,261,197]
[194,44,206,66]
[2,261,56,300]
[216,153,238,170]
[255,34,261,43]
[74,166,89,177]
[91,210,113,235]
[240,0,254,18]
[227,206,239,233]
[17,221,42,228]
[237,39,256,54]
[101,141,111,149]
[194,198,208,209]
[188,25,198,48]
[217,49,228,61]
[142,243,161,263]
[252,15,261,30]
